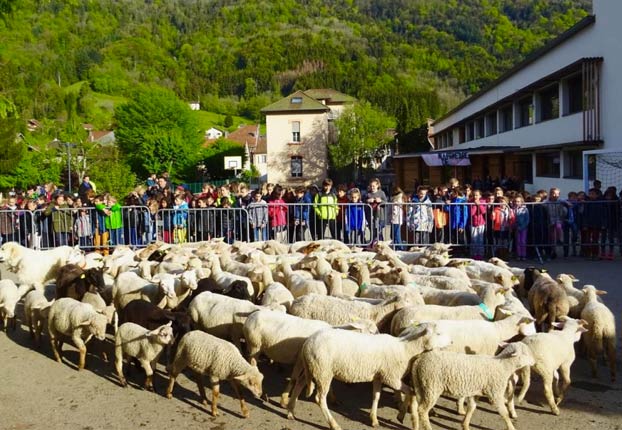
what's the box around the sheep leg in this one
[196,373,209,408]
[370,377,382,427]
[49,333,62,363]
[210,377,221,417]
[165,374,178,399]
[505,379,517,419]
[417,394,437,430]
[606,336,617,382]
[140,359,154,391]
[491,396,515,430]
[230,379,249,418]
[541,373,560,415]
[280,378,294,408]
[457,397,466,415]
[555,363,571,406]
[516,367,531,404]
[72,334,87,371]
[462,397,477,430]
[115,350,127,387]
[317,379,341,430]
[286,373,307,419]
[585,333,599,378]
[395,382,412,423]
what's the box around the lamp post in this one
[52,138,76,195]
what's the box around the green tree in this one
[88,147,137,198]
[114,86,203,181]
[330,101,395,180]
[223,114,233,128]
[200,138,245,180]
[0,97,23,181]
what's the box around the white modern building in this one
[394,0,622,194]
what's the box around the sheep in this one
[404,272,474,293]
[410,264,471,284]
[527,270,570,331]
[288,293,408,332]
[0,279,32,331]
[114,321,174,390]
[112,271,176,310]
[188,291,278,349]
[286,323,452,430]
[391,312,536,354]
[260,282,294,311]
[389,290,507,324]
[358,283,425,306]
[81,292,116,326]
[166,330,264,418]
[156,270,198,309]
[55,264,106,301]
[193,276,251,302]
[279,261,328,298]
[23,289,54,345]
[205,254,255,298]
[515,317,588,415]
[47,297,108,370]
[448,259,518,288]
[580,285,616,382]
[556,273,595,318]
[404,342,535,430]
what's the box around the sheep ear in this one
[551,322,564,329]
[498,341,510,349]
[79,319,92,327]
[234,373,250,381]
[569,274,577,280]
[596,290,608,296]
[577,326,589,333]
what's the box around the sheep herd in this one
[0,238,617,430]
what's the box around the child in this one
[268,185,288,243]
[492,196,514,258]
[159,199,173,243]
[581,188,606,260]
[469,189,487,260]
[408,187,434,245]
[74,205,93,250]
[345,188,366,245]
[390,188,404,249]
[248,191,268,242]
[513,196,530,261]
[291,186,310,242]
[219,199,235,244]
[336,184,349,243]
[173,195,189,244]
[449,187,468,246]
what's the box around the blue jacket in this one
[173,201,189,227]
[449,196,468,230]
[514,206,530,231]
[345,203,366,232]
[292,193,311,223]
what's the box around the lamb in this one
[404,342,535,430]
[205,254,255,298]
[391,312,536,354]
[288,293,408,332]
[580,285,616,382]
[112,271,176,310]
[47,297,108,370]
[0,279,32,331]
[404,272,474,293]
[279,261,328,298]
[23,289,54,345]
[114,321,174,390]
[286,323,452,430]
[410,265,471,285]
[515,317,587,415]
[166,330,264,418]
[55,264,106,301]
[527,270,570,331]
[448,259,518,288]
[358,283,425,305]
[260,282,295,311]
[155,270,198,309]
[556,273,595,318]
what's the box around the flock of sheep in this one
[0,238,617,430]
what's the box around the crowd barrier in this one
[0,201,619,262]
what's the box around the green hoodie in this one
[95,202,123,229]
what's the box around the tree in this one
[200,138,245,180]
[0,97,23,180]
[114,86,203,181]
[330,101,395,180]
[223,114,233,128]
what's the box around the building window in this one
[536,151,560,177]
[538,84,559,122]
[565,74,583,115]
[563,150,583,179]
[447,131,454,147]
[499,105,513,132]
[476,117,485,139]
[458,126,465,144]
[485,111,497,136]
[291,97,303,104]
[514,154,533,184]
[517,95,534,128]
[256,154,267,164]
[466,122,475,141]
[291,156,303,177]
[292,121,301,142]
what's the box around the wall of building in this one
[266,111,329,186]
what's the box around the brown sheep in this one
[527,269,569,332]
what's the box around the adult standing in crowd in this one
[366,177,387,242]
[44,193,72,246]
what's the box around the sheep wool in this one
[580,285,616,382]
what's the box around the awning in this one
[421,151,471,167]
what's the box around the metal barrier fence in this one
[0,200,620,261]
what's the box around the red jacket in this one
[268,198,288,227]
[469,198,487,227]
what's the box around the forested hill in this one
[0,0,590,134]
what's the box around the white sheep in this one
[515,317,587,415]
[0,279,32,331]
[358,283,425,305]
[205,254,255,298]
[112,271,176,310]
[114,321,174,390]
[156,270,198,309]
[404,342,535,430]
[580,285,616,382]
[166,330,264,418]
[23,289,54,345]
[448,259,518,288]
[260,282,294,311]
[556,273,598,318]
[289,293,407,331]
[279,261,328,298]
[286,323,452,430]
[47,297,108,370]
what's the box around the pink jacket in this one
[268,198,288,227]
[469,198,487,227]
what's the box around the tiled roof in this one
[303,88,356,104]
[261,90,330,113]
